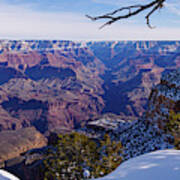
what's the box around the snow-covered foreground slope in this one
[0,170,19,180]
[96,149,180,180]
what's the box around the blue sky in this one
[0,0,179,40]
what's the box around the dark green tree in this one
[165,110,180,150]
[97,134,123,176]
[43,132,123,179]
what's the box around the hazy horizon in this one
[0,0,180,40]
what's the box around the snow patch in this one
[0,170,19,180]
[96,149,180,180]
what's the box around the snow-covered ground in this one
[96,149,180,180]
[0,170,19,180]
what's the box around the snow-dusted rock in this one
[96,149,180,180]
[81,70,179,161]
[79,69,179,179]
[145,68,180,129]
[82,116,173,161]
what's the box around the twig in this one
[86,0,165,28]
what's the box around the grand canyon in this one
[0,40,179,179]
[0,40,179,134]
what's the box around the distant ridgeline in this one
[0,40,179,133]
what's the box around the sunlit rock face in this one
[0,127,47,164]
[0,40,179,133]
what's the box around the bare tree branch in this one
[86,0,165,29]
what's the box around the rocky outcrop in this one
[81,116,173,161]
[145,69,180,129]
[81,70,179,160]
[0,127,47,164]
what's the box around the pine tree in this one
[43,132,123,179]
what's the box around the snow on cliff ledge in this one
[96,149,180,180]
